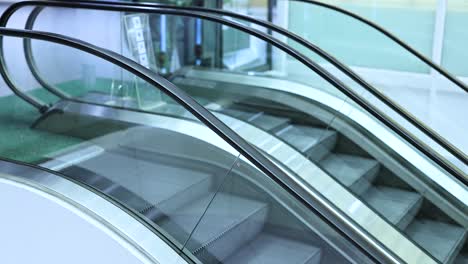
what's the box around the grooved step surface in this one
[319,154,379,194]
[405,219,466,263]
[158,192,268,253]
[73,151,212,212]
[221,108,289,131]
[363,186,422,229]
[221,108,257,121]
[275,125,336,156]
[249,113,290,131]
[224,233,322,264]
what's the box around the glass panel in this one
[213,0,468,167]
[181,154,372,263]
[26,8,353,139]
[1,35,242,254]
[282,1,468,159]
[0,33,377,263]
[3,5,467,263]
[301,0,436,72]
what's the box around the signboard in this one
[123,14,157,71]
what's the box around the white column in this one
[428,0,447,144]
[272,0,289,75]
[431,0,447,67]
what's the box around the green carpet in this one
[0,79,115,164]
[0,78,183,164]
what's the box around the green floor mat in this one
[0,83,87,164]
[0,78,164,164]
[0,99,81,164]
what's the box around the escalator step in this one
[319,154,379,195]
[158,192,268,262]
[275,125,337,160]
[220,108,289,131]
[363,186,422,229]
[249,113,290,131]
[73,151,213,219]
[224,233,322,264]
[405,219,466,263]
[220,108,257,121]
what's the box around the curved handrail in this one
[21,2,468,173]
[1,1,466,184]
[291,0,468,92]
[0,27,391,263]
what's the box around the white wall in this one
[0,178,152,264]
[0,4,127,97]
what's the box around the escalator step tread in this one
[363,186,422,229]
[158,192,268,252]
[224,233,322,264]
[319,154,379,193]
[249,113,290,131]
[275,124,336,154]
[405,219,466,263]
[221,108,290,131]
[221,108,257,121]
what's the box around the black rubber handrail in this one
[0,27,389,263]
[21,1,468,173]
[291,0,468,92]
[1,1,466,184]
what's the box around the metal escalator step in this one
[249,113,290,131]
[319,154,380,195]
[405,219,467,263]
[73,151,213,218]
[221,108,289,131]
[141,174,212,221]
[363,186,422,229]
[275,125,337,161]
[158,192,268,263]
[224,233,322,264]
[220,108,257,121]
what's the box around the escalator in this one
[0,1,467,264]
[168,70,468,264]
[0,28,377,264]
